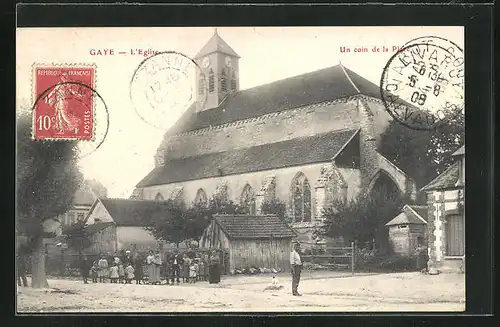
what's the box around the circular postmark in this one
[32,81,109,159]
[380,37,464,131]
[130,51,208,130]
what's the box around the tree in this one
[86,179,108,198]
[378,110,464,193]
[261,198,290,224]
[61,220,92,255]
[17,111,83,288]
[143,200,187,248]
[321,186,408,251]
[145,197,247,248]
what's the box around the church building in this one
[132,29,416,243]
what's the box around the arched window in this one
[194,188,208,205]
[198,74,205,95]
[240,184,256,215]
[208,69,215,93]
[220,70,227,92]
[154,193,164,201]
[291,172,312,223]
[231,72,237,92]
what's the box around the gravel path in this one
[16,271,465,312]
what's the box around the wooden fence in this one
[300,241,356,276]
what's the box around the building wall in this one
[426,188,464,272]
[160,100,360,159]
[388,224,426,256]
[87,225,117,255]
[116,226,160,252]
[229,238,292,273]
[142,162,361,224]
[85,200,114,225]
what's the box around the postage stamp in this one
[32,64,96,141]
[130,51,208,130]
[380,36,464,131]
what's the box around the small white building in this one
[386,205,427,256]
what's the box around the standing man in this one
[169,249,183,284]
[290,241,303,296]
[79,255,91,284]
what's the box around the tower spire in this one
[214,27,218,35]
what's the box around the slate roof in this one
[214,214,296,239]
[137,128,359,187]
[195,30,240,59]
[385,205,428,226]
[420,161,460,192]
[166,64,381,135]
[99,198,177,227]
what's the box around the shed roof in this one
[420,161,460,192]
[137,128,358,187]
[214,214,296,239]
[385,205,428,226]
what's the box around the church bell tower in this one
[194,28,240,112]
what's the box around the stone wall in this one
[159,99,360,160]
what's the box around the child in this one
[90,261,99,283]
[125,263,135,284]
[189,259,198,283]
[98,256,109,283]
[109,263,119,283]
[118,262,125,284]
[183,255,191,283]
[198,258,205,282]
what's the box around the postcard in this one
[16,26,465,312]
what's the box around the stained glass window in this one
[241,184,256,215]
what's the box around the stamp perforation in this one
[31,63,98,142]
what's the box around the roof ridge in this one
[339,64,361,93]
[404,205,428,224]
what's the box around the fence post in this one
[351,241,355,277]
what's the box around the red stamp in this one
[32,65,96,140]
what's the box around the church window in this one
[194,188,208,205]
[199,74,205,95]
[291,172,312,223]
[240,184,256,215]
[155,193,164,201]
[231,72,237,92]
[221,70,227,92]
[208,69,215,93]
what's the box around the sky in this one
[16,26,463,198]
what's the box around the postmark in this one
[130,51,208,130]
[380,36,464,131]
[31,64,109,158]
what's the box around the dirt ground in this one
[16,271,465,312]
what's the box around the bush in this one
[355,253,420,272]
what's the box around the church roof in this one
[195,29,240,59]
[167,64,381,135]
[385,205,428,226]
[137,128,359,187]
[214,214,296,239]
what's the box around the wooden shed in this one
[386,205,428,256]
[199,214,297,272]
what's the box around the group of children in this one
[90,260,136,284]
[84,251,214,285]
